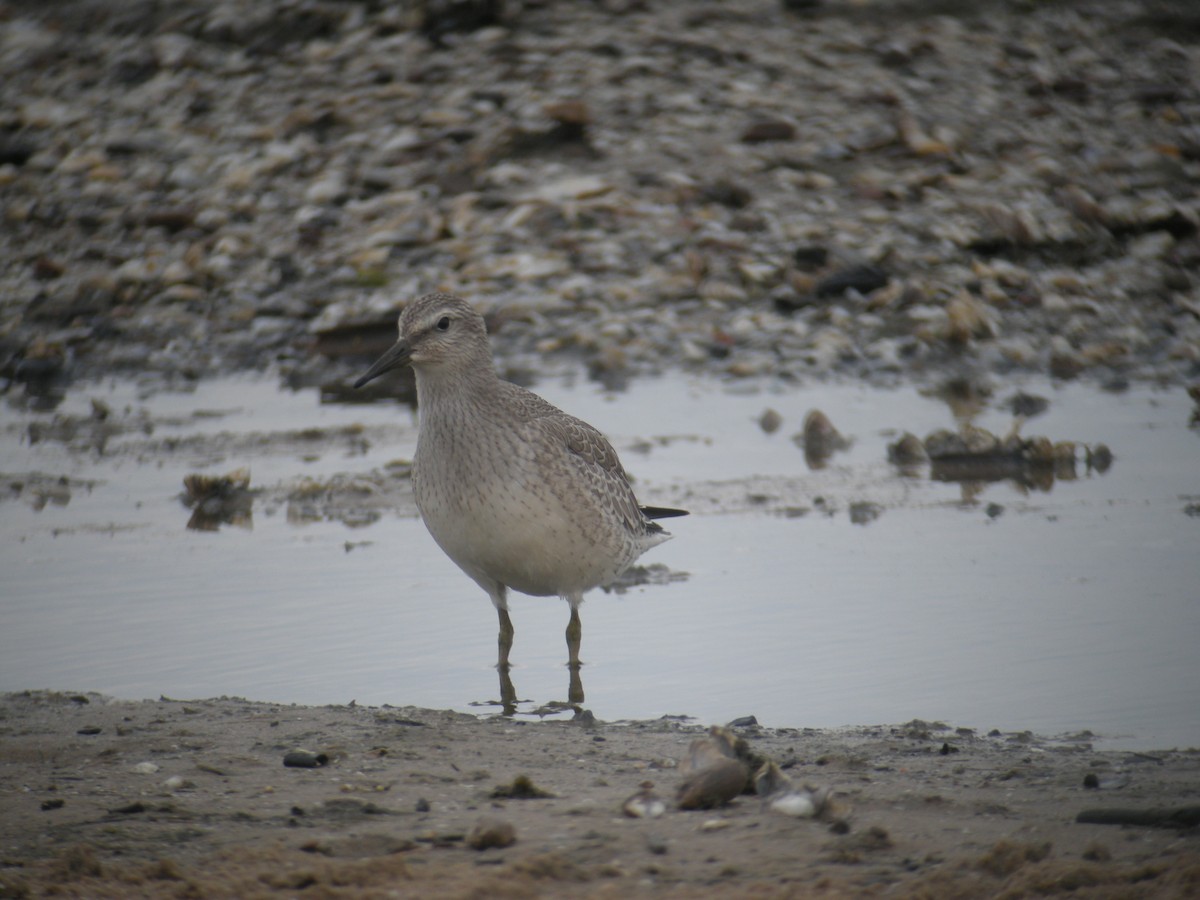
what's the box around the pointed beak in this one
[353,339,412,388]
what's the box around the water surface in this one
[2,372,1196,750]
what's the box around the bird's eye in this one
[436,316,451,332]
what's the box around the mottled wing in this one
[504,384,649,536]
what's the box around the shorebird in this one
[354,292,686,682]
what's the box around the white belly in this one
[414,445,634,597]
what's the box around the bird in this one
[353,292,686,681]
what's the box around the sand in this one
[2,691,1197,898]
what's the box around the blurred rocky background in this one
[2,0,1197,391]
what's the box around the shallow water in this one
[2,371,1197,750]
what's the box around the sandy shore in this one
[2,691,1197,897]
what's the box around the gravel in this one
[2,0,1198,392]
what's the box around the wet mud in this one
[2,692,1198,899]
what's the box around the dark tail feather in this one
[640,505,689,520]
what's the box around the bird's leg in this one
[499,662,517,716]
[568,662,584,705]
[497,607,514,672]
[565,609,584,703]
[565,606,582,670]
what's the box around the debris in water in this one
[758,408,783,434]
[849,501,883,525]
[795,409,852,469]
[181,467,254,531]
[891,423,1113,492]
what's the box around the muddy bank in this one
[1,692,1198,898]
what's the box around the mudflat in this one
[2,691,1197,898]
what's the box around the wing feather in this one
[501,384,649,536]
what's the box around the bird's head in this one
[353,292,490,388]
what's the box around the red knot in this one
[355,292,686,683]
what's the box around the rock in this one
[888,432,928,466]
[770,790,820,818]
[758,408,783,434]
[305,172,349,205]
[1086,443,1113,472]
[0,135,37,166]
[542,99,591,127]
[797,409,851,467]
[1050,348,1085,380]
[182,468,254,531]
[525,175,611,203]
[848,501,882,525]
[302,833,416,858]
[417,0,505,42]
[1006,392,1049,418]
[490,774,554,799]
[944,292,997,344]
[701,178,754,209]
[792,245,830,270]
[467,816,516,850]
[32,256,65,280]
[898,113,954,157]
[283,749,329,768]
[676,756,748,810]
[622,781,666,818]
[676,731,752,811]
[740,118,796,143]
[815,266,889,298]
[143,207,196,232]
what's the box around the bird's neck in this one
[413,361,502,422]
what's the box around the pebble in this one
[283,749,329,768]
[0,0,1193,389]
[758,408,783,434]
[740,118,796,143]
[849,501,883,526]
[467,817,516,850]
[770,791,817,818]
[799,410,851,465]
[622,781,667,819]
[677,755,748,811]
[815,265,889,299]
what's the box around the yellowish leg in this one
[566,607,584,704]
[498,608,514,671]
[568,665,584,705]
[498,664,517,716]
[565,607,582,670]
